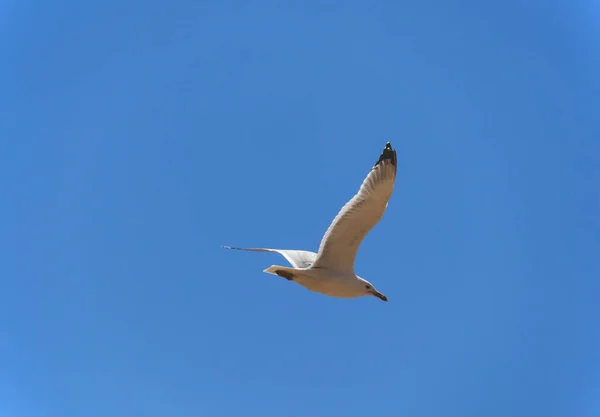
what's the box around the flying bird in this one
[223,142,397,302]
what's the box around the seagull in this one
[223,142,397,302]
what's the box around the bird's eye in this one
[365,285,371,289]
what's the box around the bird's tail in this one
[264,265,298,280]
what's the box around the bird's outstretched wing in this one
[221,246,317,269]
[311,142,397,273]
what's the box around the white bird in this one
[223,142,397,302]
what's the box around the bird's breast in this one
[293,269,362,298]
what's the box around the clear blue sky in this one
[1,1,599,416]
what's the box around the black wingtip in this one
[376,141,396,167]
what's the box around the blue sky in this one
[1,1,599,416]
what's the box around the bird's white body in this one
[224,142,398,302]
[264,265,367,298]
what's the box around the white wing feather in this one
[221,246,317,269]
[312,144,397,273]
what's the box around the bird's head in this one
[359,278,388,302]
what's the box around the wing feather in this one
[222,246,317,269]
[311,142,397,272]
